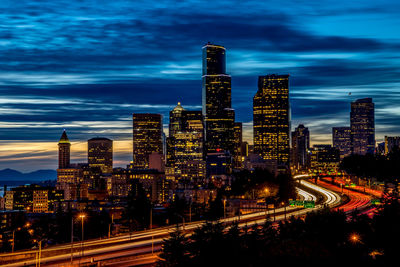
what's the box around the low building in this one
[3,185,63,213]
[310,145,340,174]
[111,167,171,203]
[385,136,400,155]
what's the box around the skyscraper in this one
[291,124,310,170]
[202,43,235,155]
[58,130,70,169]
[350,98,375,155]
[332,127,351,160]
[384,136,400,155]
[233,122,244,168]
[253,74,290,170]
[169,102,185,137]
[132,113,163,169]
[167,103,204,181]
[88,137,113,174]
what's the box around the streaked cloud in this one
[1,0,400,171]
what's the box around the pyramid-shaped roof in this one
[172,102,185,112]
[59,130,70,144]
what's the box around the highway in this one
[1,179,342,267]
[316,179,377,217]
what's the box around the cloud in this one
[1,0,400,171]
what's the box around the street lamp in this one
[282,202,286,220]
[79,214,86,258]
[223,199,227,219]
[70,216,74,265]
[350,233,360,243]
[175,213,185,230]
[11,227,21,253]
[349,233,364,245]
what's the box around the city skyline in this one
[2,0,400,171]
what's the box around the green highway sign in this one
[289,200,315,208]
[371,199,381,205]
[304,200,315,208]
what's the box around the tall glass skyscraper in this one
[132,113,163,169]
[253,74,290,170]
[202,43,235,155]
[350,98,375,155]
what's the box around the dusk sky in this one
[1,0,400,172]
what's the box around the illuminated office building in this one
[350,98,375,155]
[58,130,70,169]
[310,145,340,173]
[233,122,245,168]
[332,127,351,160]
[169,102,185,137]
[253,74,290,170]
[202,43,235,155]
[291,124,310,169]
[88,137,113,174]
[167,103,204,181]
[132,113,163,169]
[384,136,400,155]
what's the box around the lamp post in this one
[12,229,15,253]
[70,216,74,265]
[223,198,227,219]
[282,202,286,221]
[37,240,42,267]
[108,214,114,239]
[79,214,86,258]
[176,213,185,230]
[150,207,153,255]
[189,200,192,222]
[264,188,269,219]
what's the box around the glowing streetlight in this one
[282,202,287,220]
[350,233,361,244]
[78,214,86,258]
[223,199,227,218]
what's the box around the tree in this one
[122,180,152,231]
[157,228,189,267]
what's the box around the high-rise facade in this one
[202,43,235,155]
[253,74,290,170]
[310,145,340,172]
[332,127,351,160]
[384,136,400,155]
[58,130,71,169]
[132,113,163,169]
[167,103,204,181]
[291,124,310,169]
[233,122,244,168]
[350,98,375,155]
[88,137,113,174]
[169,102,185,137]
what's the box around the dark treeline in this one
[158,201,400,266]
[340,148,400,183]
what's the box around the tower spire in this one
[58,130,71,169]
[59,130,70,144]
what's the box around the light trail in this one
[317,179,372,214]
[1,180,341,267]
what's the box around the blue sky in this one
[1,0,400,171]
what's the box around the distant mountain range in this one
[0,169,57,183]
